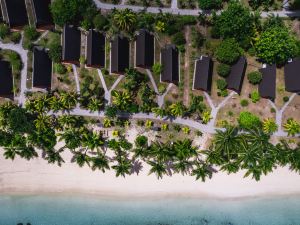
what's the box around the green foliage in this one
[215,39,241,64]
[54,63,67,74]
[238,112,261,129]
[284,118,300,136]
[198,0,222,9]
[191,28,205,49]
[283,96,289,103]
[135,135,148,148]
[263,14,284,30]
[250,90,261,103]
[249,0,273,10]
[24,26,39,41]
[93,14,109,31]
[216,79,227,90]
[212,1,254,46]
[112,8,137,32]
[172,32,186,46]
[240,99,249,107]
[0,23,9,39]
[152,63,163,76]
[247,71,262,85]
[10,32,21,44]
[255,27,297,65]
[217,63,231,77]
[49,42,62,63]
[262,118,278,134]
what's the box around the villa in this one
[62,25,81,64]
[226,57,247,94]
[86,30,106,68]
[135,29,155,69]
[192,56,213,92]
[284,58,300,93]
[160,44,179,84]
[110,35,130,74]
[259,64,276,100]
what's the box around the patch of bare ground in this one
[183,26,191,106]
[282,94,300,124]
[275,66,292,108]
[51,70,77,92]
[164,84,183,105]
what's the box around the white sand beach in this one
[1,148,300,199]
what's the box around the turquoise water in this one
[0,195,300,225]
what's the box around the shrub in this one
[215,39,241,64]
[49,42,62,63]
[217,63,231,77]
[198,0,222,9]
[283,96,289,102]
[135,135,148,147]
[250,90,260,103]
[216,79,227,90]
[54,63,67,74]
[152,63,162,76]
[247,71,262,85]
[238,111,261,129]
[10,32,21,43]
[24,26,39,41]
[0,23,9,39]
[191,28,205,49]
[248,47,256,56]
[93,14,108,31]
[240,99,249,107]
[172,32,186,46]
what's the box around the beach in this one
[1,149,300,199]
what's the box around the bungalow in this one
[226,57,247,94]
[135,29,154,68]
[86,29,106,68]
[193,56,213,92]
[32,47,52,90]
[259,64,276,100]
[62,25,81,64]
[0,60,13,99]
[160,44,179,84]
[110,35,129,74]
[284,58,300,93]
[31,0,54,30]
[0,0,28,29]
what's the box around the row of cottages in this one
[62,25,180,84]
[0,0,53,30]
[0,60,13,99]
[193,56,300,101]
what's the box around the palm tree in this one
[112,158,132,177]
[168,102,185,117]
[283,118,300,136]
[148,160,167,179]
[173,139,197,161]
[111,90,132,111]
[191,162,212,182]
[18,145,38,160]
[59,92,78,110]
[44,148,65,166]
[152,107,166,118]
[59,129,82,150]
[81,131,105,151]
[48,95,62,112]
[71,151,90,168]
[33,95,49,113]
[87,98,103,112]
[57,115,78,129]
[112,9,137,32]
[262,118,278,134]
[173,159,193,175]
[90,153,110,172]
[34,114,52,131]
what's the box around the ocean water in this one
[0,195,300,225]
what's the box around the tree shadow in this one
[131,160,143,175]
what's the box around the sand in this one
[1,148,300,199]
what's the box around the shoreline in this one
[2,151,300,200]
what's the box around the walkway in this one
[72,64,81,94]
[93,0,300,18]
[171,0,178,9]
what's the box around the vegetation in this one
[238,112,261,129]
[215,39,241,64]
[247,71,262,85]
[198,0,222,9]
[217,64,231,77]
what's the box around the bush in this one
[54,63,67,74]
[191,28,205,49]
[238,111,261,129]
[24,26,39,41]
[240,99,249,107]
[217,63,231,77]
[216,79,227,90]
[135,135,148,147]
[0,23,9,39]
[247,71,262,85]
[283,96,289,103]
[172,32,186,46]
[152,63,162,76]
[250,90,260,103]
[198,0,222,9]
[93,14,108,31]
[215,39,241,64]
[49,42,62,63]
[10,32,21,44]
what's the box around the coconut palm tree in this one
[59,92,78,110]
[111,90,132,111]
[112,158,132,177]
[82,131,105,151]
[168,102,185,117]
[148,160,167,179]
[87,98,103,112]
[173,159,193,175]
[48,95,63,112]
[112,9,137,32]
[44,148,65,166]
[152,107,166,118]
[191,162,213,182]
[71,151,90,168]
[283,118,300,136]
[173,139,197,161]
[59,129,82,150]
[18,145,38,160]
[33,95,50,113]
[262,118,278,134]
[34,114,52,131]
[90,153,110,172]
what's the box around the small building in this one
[135,29,154,68]
[62,25,81,64]
[31,0,54,30]
[1,0,28,29]
[284,58,300,93]
[160,44,179,84]
[86,30,106,68]
[226,57,247,94]
[259,64,276,100]
[110,35,130,74]
[32,47,52,90]
[193,56,213,92]
[0,61,13,99]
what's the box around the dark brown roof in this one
[161,44,179,84]
[193,56,213,92]
[110,35,129,74]
[0,61,13,98]
[31,0,53,28]
[62,25,81,63]
[284,58,300,93]
[259,64,276,100]
[2,0,28,28]
[32,47,52,89]
[86,30,105,68]
[226,57,247,94]
[135,29,154,68]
